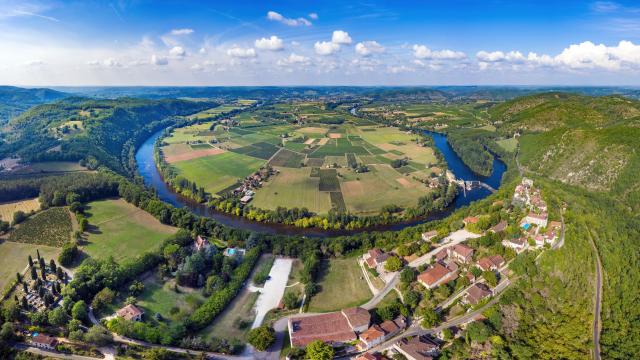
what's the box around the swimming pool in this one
[522,223,531,230]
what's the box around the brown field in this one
[304,138,316,145]
[395,177,414,188]
[0,199,40,222]
[298,127,326,134]
[164,147,226,163]
[328,133,342,139]
[317,138,330,145]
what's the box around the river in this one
[135,129,506,237]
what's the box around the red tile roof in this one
[394,336,439,360]
[116,304,144,321]
[466,283,492,305]
[452,244,474,259]
[418,263,454,287]
[464,216,479,224]
[360,325,385,343]
[289,312,356,347]
[490,220,507,233]
[342,307,371,329]
[476,255,505,271]
[33,334,57,346]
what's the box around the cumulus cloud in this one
[314,41,340,55]
[309,13,318,20]
[227,47,257,58]
[24,59,44,66]
[255,36,284,51]
[388,65,414,74]
[277,53,311,66]
[169,46,187,58]
[151,55,168,66]
[332,30,352,45]
[355,41,385,56]
[413,45,466,60]
[267,11,311,26]
[170,28,194,36]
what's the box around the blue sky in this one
[2,0,640,85]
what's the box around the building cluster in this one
[363,248,392,274]
[232,166,275,204]
[355,335,441,360]
[503,178,561,253]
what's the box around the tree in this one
[247,325,275,351]
[84,325,113,346]
[91,288,115,312]
[283,291,299,310]
[129,280,145,296]
[30,266,37,280]
[71,300,88,321]
[0,323,16,341]
[482,271,498,287]
[49,259,57,274]
[306,340,334,360]
[384,256,403,272]
[466,321,492,343]
[12,211,27,225]
[143,348,171,360]
[420,307,440,328]
[400,267,417,283]
[28,255,33,268]
[48,307,68,327]
[58,243,78,266]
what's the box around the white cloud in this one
[24,59,44,66]
[314,41,340,55]
[170,28,194,36]
[151,54,168,66]
[355,41,385,56]
[267,11,312,26]
[277,53,311,66]
[255,36,284,51]
[476,50,505,62]
[388,65,414,74]
[87,58,122,67]
[227,47,257,58]
[413,45,466,60]
[169,46,186,58]
[553,40,640,70]
[332,30,352,45]
[199,47,207,54]
[309,13,318,20]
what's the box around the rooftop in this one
[289,312,356,347]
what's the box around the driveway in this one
[251,258,293,329]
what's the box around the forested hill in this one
[0,97,214,174]
[0,86,68,124]
[488,93,640,358]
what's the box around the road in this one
[14,343,102,360]
[587,229,603,360]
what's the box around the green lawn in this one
[307,258,372,312]
[496,137,519,152]
[171,152,265,194]
[136,274,206,323]
[83,199,177,262]
[0,241,60,291]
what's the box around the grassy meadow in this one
[0,241,60,291]
[307,258,372,312]
[83,199,177,262]
[0,198,40,223]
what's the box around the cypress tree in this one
[30,266,37,280]
[28,255,33,267]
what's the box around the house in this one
[393,336,440,360]
[465,271,476,283]
[364,249,391,271]
[240,195,253,204]
[380,315,406,338]
[502,237,527,253]
[193,235,210,252]
[525,212,548,228]
[463,216,479,226]
[355,353,383,360]
[476,255,505,272]
[421,230,438,242]
[357,325,386,350]
[448,244,474,264]
[32,334,58,350]
[434,248,448,262]
[417,263,458,289]
[489,220,508,233]
[116,304,144,322]
[465,283,493,305]
[288,312,357,348]
[342,307,371,333]
[534,234,545,247]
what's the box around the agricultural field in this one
[496,137,518,152]
[10,161,88,175]
[307,258,372,312]
[82,199,178,262]
[160,103,443,215]
[0,198,40,223]
[0,241,60,291]
[8,207,73,247]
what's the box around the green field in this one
[83,199,177,262]
[496,137,518,152]
[252,167,332,213]
[136,274,206,323]
[307,258,372,312]
[0,241,60,291]
[9,207,73,247]
[171,152,265,194]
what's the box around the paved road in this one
[361,273,399,310]
[587,229,603,360]
[15,343,102,360]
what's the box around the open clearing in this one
[171,152,265,194]
[137,273,205,324]
[0,241,60,291]
[252,167,331,213]
[307,258,372,312]
[164,147,225,163]
[0,198,40,222]
[83,199,177,262]
[497,137,518,152]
